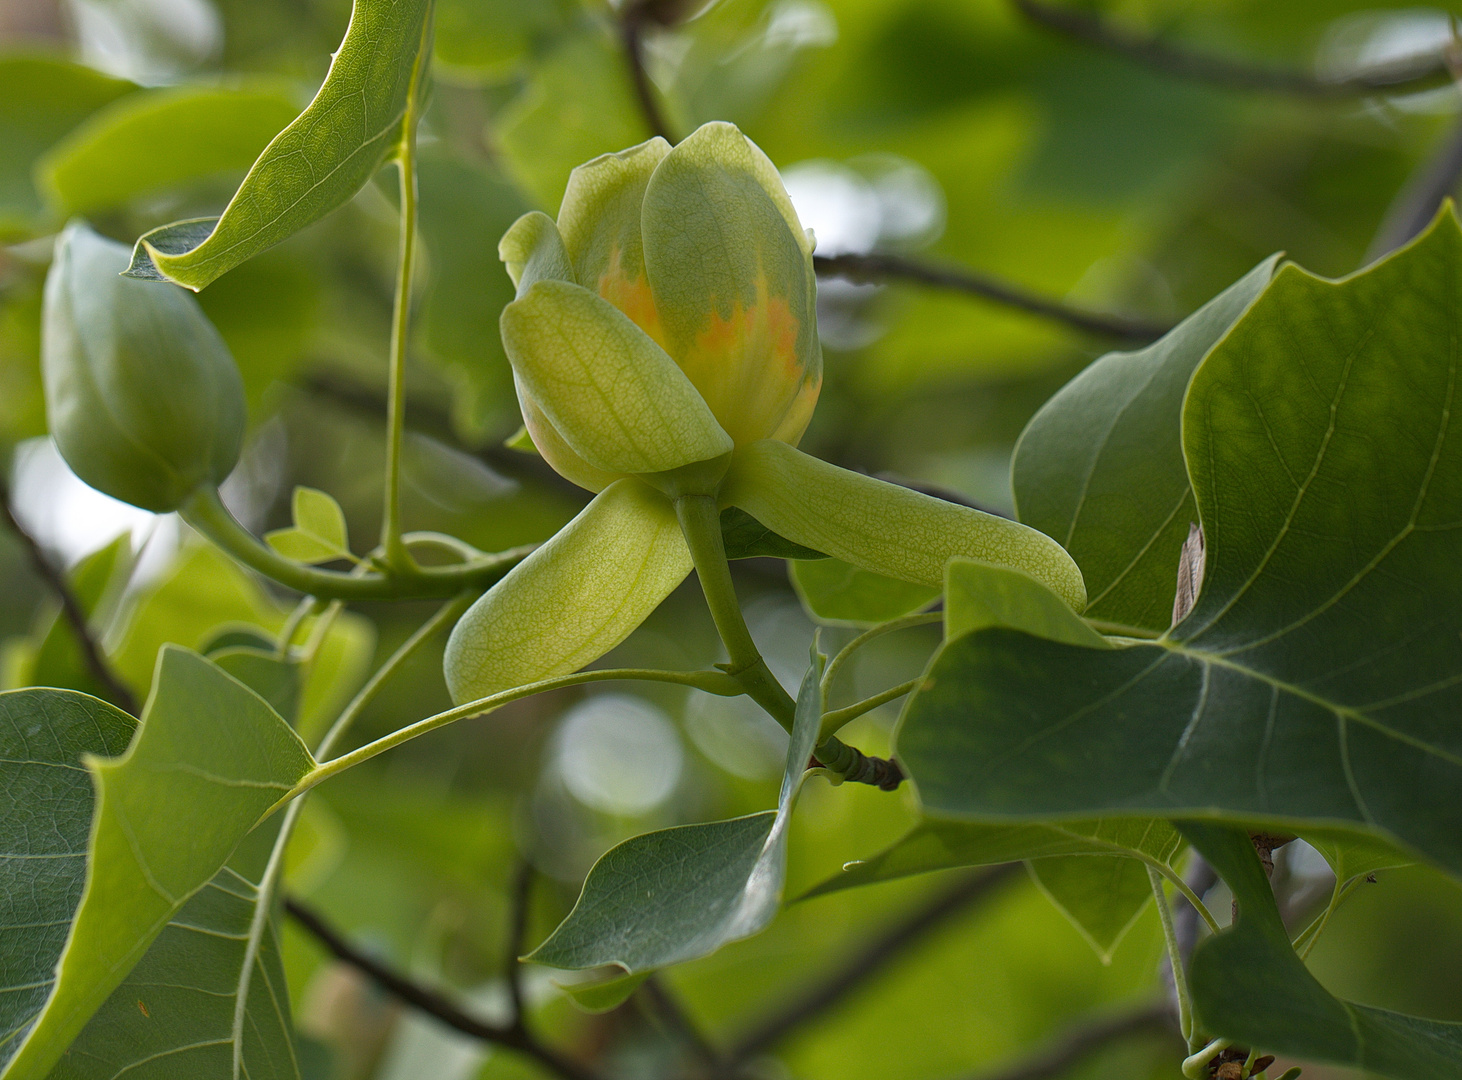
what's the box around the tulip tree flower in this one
[443,123,1085,755]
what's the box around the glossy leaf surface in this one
[126,0,432,289]
[898,214,1462,877]
[528,653,824,973]
[4,648,313,1079]
[1185,822,1462,1079]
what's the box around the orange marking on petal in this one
[597,248,668,350]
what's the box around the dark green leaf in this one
[1012,255,1279,635]
[528,652,824,973]
[0,690,136,1071]
[125,0,432,289]
[1184,822,1462,1080]
[719,507,826,561]
[3,647,313,1078]
[898,214,1462,876]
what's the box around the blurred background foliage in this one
[1,0,1460,1078]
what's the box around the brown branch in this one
[957,1002,1176,1080]
[621,1,678,144]
[813,252,1173,342]
[506,856,535,1027]
[717,864,1022,1074]
[284,897,606,1080]
[1012,0,1453,98]
[0,480,137,714]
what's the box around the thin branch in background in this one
[717,864,1023,1075]
[813,252,1173,342]
[1366,114,1462,263]
[959,1001,1176,1080]
[284,897,607,1080]
[1011,0,1454,98]
[638,975,722,1069]
[506,856,535,1028]
[620,0,680,143]
[0,480,138,714]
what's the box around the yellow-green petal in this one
[443,479,692,702]
[501,279,733,477]
[513,373,623,493]
[557,137,670,346]
[499,210,576,296]
[721,440,1087,611]
[641,122,820,447]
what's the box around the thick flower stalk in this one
[444,122,1085,708]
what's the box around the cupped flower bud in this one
[43,222,245,513]
[499,122,821,493]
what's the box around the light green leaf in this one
[37,82,300,217]
[290,487,348,553]
[0,56,134,238]
[208,646,301,725]
[557,971,651,1014]
[791,559,937,626]
[264,487,350,565]
[124,0,433,289]
[722,439,1086,609]
[896,212,1462,878]
[944,558,1108,648]
[804,818,1183,899]
[443,479,691,703]
[527,650,825,973]
[50,818,301,1080]
[416,149,529,440]
[496,22,649,211]
[1027,856,1152,963]
[0,690,136,1071]
[3,646,314,1079]
[1012,255,1280,635]
[1185,822,1462,1079]
[432,0,561,82]
[500,279,733,477]
[1300,830,1414,882]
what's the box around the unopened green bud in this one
[43,221,245,512]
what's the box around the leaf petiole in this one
[818,678,920,741]
[819,611,942,696]
[183,487,534,600]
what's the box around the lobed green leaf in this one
[897,211,1462,878]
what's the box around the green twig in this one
[183,487,533,600]
[818,678,920,741]
[819,611,941,697]
[272,666,744,812]
[674,494,903,788]
[1149,865,1197,1050]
